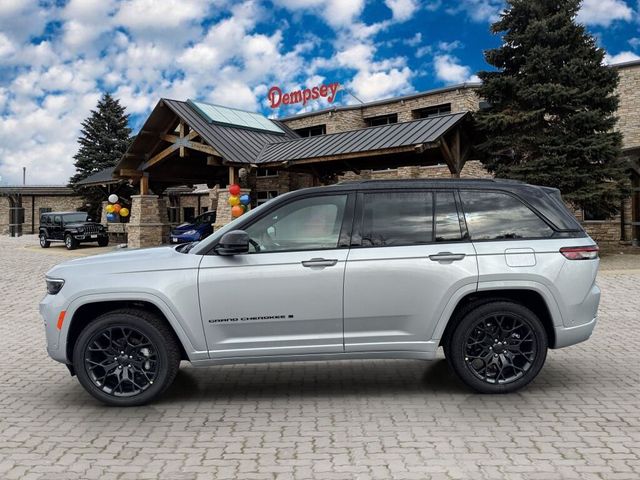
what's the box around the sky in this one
[0,0,638,185]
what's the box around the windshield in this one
[63,213,89,223]
[189,198,278,255]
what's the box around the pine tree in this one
[70,93,132,217]
[475,0,629,215]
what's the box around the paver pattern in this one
[1,235,639,480]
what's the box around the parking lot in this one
[1,234,639,480]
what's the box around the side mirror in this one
[216,230,250,256]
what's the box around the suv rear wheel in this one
[446,301,548,393]
[64,233,78,250]
[39,233,50,248]
[72,309,181,406]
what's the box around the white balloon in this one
[108,194,118,203]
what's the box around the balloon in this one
[112,203,122,213]
[228,184,241,196]
[106,212,117,222]
[239,194,250,205]
[108,194,118,203]
[231,205,244,218]
[240,204,247,212]
[228,195,240,206]
[105,204,114,213]
[119,207,129,217]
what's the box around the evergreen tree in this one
[475,0,629,215]
[69,93,132,217]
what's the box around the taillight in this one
[560,245,599,260]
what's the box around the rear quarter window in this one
[460,190,554,240]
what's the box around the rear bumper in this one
[553,316,597,348]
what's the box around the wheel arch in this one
[437,289,558,349]
[65,298,192,363]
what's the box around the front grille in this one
[84,224,101,234]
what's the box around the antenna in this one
[341,88,364,104]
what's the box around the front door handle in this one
[429,252,466,262]
[302,258,338,268]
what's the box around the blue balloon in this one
[240,194,250,206]
[106,212,117,222]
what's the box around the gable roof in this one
[75,166,118,186]
[257,111,469,164]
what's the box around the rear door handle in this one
[302,258,338,267]
[429,252,466,262]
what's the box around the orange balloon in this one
[112,204,122,213]
[231,205,244,218]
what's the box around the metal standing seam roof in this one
[256,112,469,164]
[162,99,299,165]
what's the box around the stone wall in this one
[616,62,640,149]
[0,194,84,235]
[282,86,480,134]
[127,195,170,248]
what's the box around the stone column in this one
[214,188,251,230]
[127,195,170,248]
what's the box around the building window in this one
[256,168,279,177]
[583,206,611,221]
[183,207,195,222]
[200,206,209,214]
[294,125,326,137]
[257,190,278,205]
[365,114,398,127]
[413,103,452,119]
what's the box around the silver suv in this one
[40,179,600,406]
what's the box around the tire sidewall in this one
[39,234,49,248]
[64,234,75,250]
[448,302,548,394]
[73,313,173,406]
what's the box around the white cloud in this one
[446,0,503,23]
[604,51,640,64]
[273,0,364,28]
[577,0,633,27]
[385,0,419,22]
[433,54,480,84]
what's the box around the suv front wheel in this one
[446,301,548,393]
[39,233,50,248]
[64,233,78,250]
[73,309,181,406]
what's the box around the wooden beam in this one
[141,143,179,170]
[184,141,222,157]
[179,121,186,158]
[118,169,143,178]
[207,155,223,166]
[228,166,237,185]
[139,174,149,195]
[438,137,458,177]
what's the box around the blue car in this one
[170,211,216,244]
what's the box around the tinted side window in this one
[460,191,554,240]
[361,191,433,246]
[435,192,463,241]
[245,194,347,252]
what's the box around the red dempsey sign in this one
[268,82,340,108]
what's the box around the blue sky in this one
[0,0,638,184]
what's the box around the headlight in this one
[77,227,84,233]
[46,278,65,295]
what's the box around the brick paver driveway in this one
[1,235,639,480]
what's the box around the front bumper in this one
[72,232,108,241]
[39,293,69,364]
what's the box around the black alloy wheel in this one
[83,326,159,397]
[446,301,547,393]
[73,309,181,406]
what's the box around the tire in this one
[64,233,78,250]
[39,233,50,248]
[446,301,548,394]
[72,309,181,406]
[98,237,109,247]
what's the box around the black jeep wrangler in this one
[39,212,109,250]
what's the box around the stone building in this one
[0,186,85,236]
